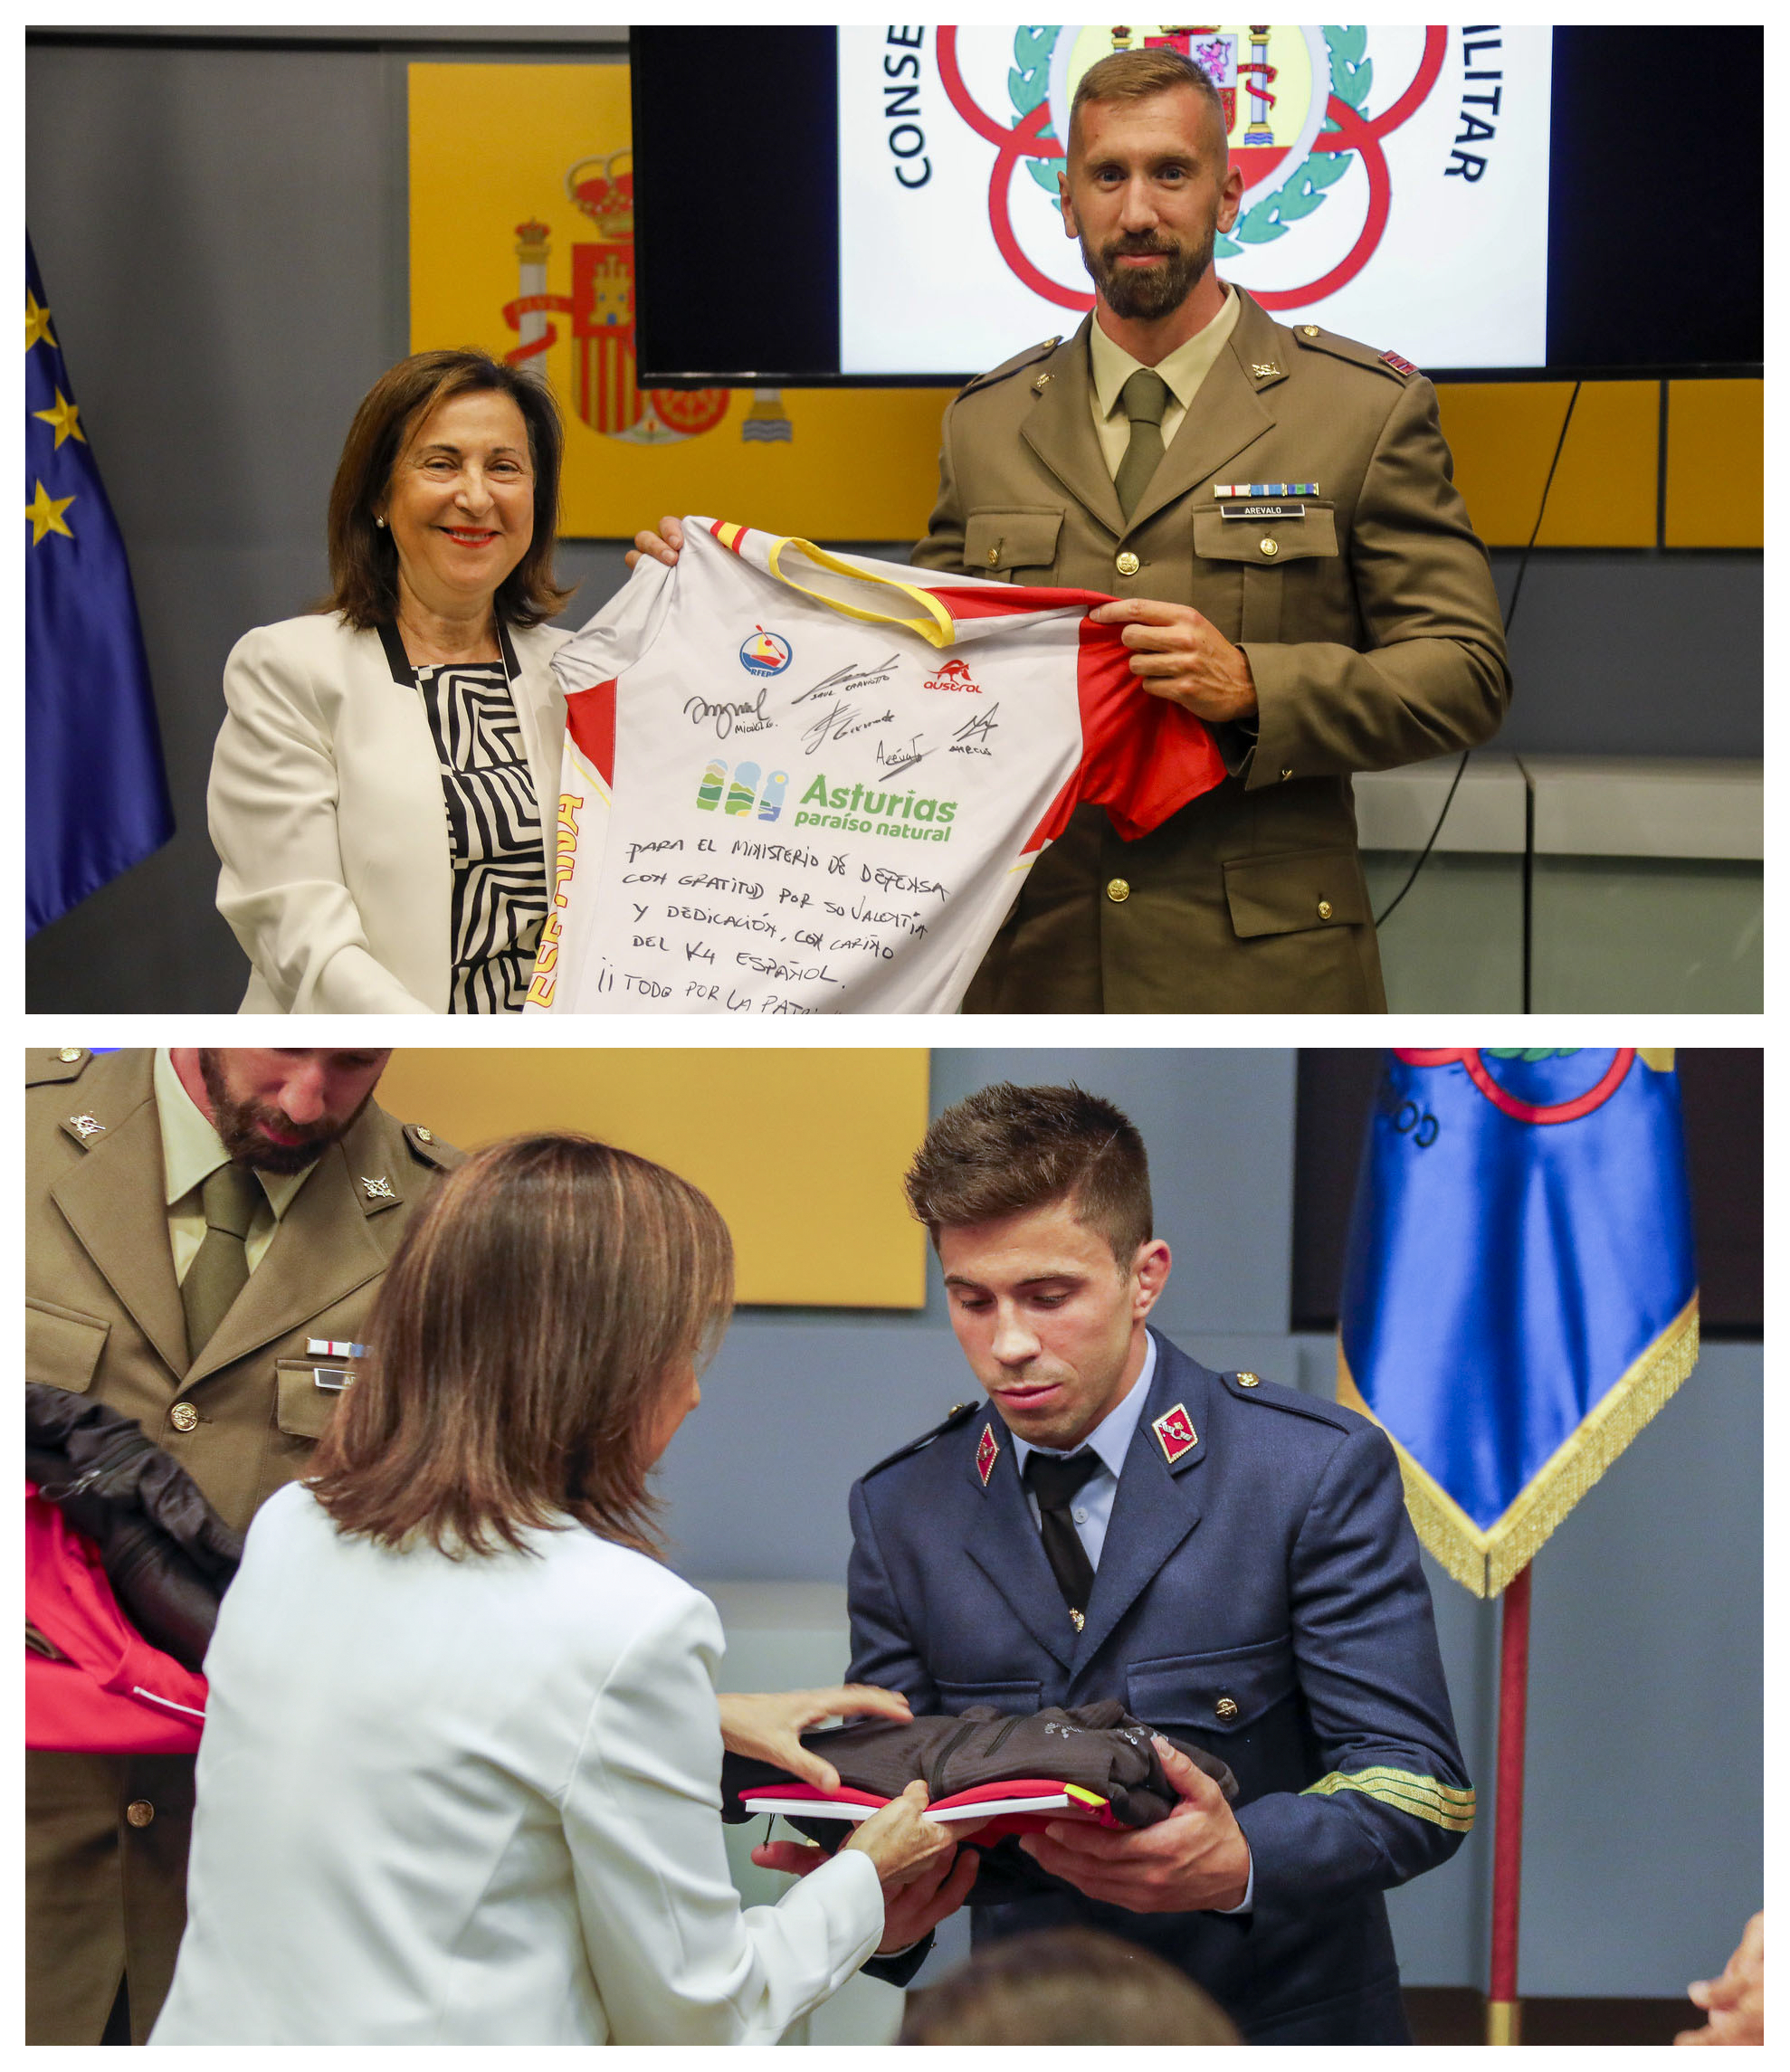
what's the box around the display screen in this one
[632,24,1762,385]
[838,25,1548,375]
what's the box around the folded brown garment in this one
[720,1698,1237,1829]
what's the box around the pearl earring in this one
[375,516,387,529]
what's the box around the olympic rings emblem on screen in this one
[935,25,1447,315]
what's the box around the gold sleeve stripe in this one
[1302,1767,1477,1833]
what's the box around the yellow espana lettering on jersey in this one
[554,793,585,910]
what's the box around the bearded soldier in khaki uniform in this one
[25,1047,462,2044]
[913,44,1511,1012]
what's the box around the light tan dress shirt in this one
[1087,285,1243,475]
[154,1049,315,1284]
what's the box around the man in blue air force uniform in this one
[835,1082,1470,2044]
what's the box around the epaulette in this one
[957,335,1063,401]
[862,1400,980,1478]
[401,1120,462,1170]
[29,1047,91,1088]
[1220,1369,1356,1430]
[1290,321,1419,384]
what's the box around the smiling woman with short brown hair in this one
[207,349,576,1015]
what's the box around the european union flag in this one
[1338,1049,1699,1597]
[25,235,174,936]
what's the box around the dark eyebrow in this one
[943,1269,1089,1289]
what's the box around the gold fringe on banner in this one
[1338,1297,1700,1598]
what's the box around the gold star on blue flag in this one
[25,233,174,934]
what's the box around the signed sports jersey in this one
[525,518,1226,1015]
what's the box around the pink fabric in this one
[24,1483,208,1754]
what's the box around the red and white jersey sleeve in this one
[526,518,1225,1015]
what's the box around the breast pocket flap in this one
[274,1358,349,1440]
[1126,1640,1294,1735]
[27,1298,110,1394]
[1223,847,1369,939]
[965,508,1064,575]
[1195,502,1338,565]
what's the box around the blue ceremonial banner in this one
[25,235,174,936]
[1338,1048,1698,1597]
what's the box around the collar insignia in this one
[359,1174,396,1201]
[1250,360,1284,380]
[1153,1402,1198,1464]
[976,1422,999,1487]
[67,1114,105,1138]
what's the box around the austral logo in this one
[738,626,793,677]
[696,759,789,822]
[924,658,981,693]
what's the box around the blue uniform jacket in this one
[846,1331,1473,2044]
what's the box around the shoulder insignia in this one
[862,1400,980,1479]
[1221,1369,1354,1430]
[1290,322,1414,383]
[30,1048,91,1088]
[957,335,1062,401]
[402,1120,462,1170]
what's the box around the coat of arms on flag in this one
[407,63,947,539]
[1338,1048,1699,1598]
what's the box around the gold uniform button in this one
[1260,537,1279,556]
[985,547,1000,567]
[1115,550,1140,577]
[126,1800,156,1829]
[1300,323,1320,337]
[1318,899,1333,921]
[1105,878,1131,905]
[1215,1697,1240,1723]
[1236,1371,1261,1387]
[58,1047,83,1063]
[414,1126,433,1143]
[169,1402,200,1433]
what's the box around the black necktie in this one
[1023,1449,1102,1628]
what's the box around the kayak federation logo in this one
[1393,1049,1672,1126]
[938,24,1448,313]
[738,626,793,677]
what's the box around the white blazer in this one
[209,612,572,1013]
[150,1484,884,2045]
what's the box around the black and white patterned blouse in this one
[379,623,547,1013]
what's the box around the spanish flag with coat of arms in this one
[1338,1048,1699,1599]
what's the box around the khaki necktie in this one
[181,1163,262,1364]
[1114,368,1172,522]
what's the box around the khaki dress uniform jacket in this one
[24,1047,462,2043]
[912,291,1512,1013]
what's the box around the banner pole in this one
[1486,1562,1532,2045]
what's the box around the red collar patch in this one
[1152,1402,1198,1464]
[976,1422,999,1487]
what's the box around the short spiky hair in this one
[904,1083,1152,1268]
[1068,44,1229,162]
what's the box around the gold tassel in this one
[1338,1297,1700,1598]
